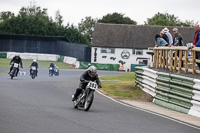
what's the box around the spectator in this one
[172,28,184,46]
[160,31,169,44]
[192,25,200,69]
[155,34,168,47]
[162,27,173,46]
[172,28,184,67]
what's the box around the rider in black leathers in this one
[9,55,23,76]
[72,66,102,101]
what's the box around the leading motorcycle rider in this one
[8,54,23,76]
[72,66,102,101]
[30,59,38,76]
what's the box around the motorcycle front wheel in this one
[84,92,94,111]
[10,69,16,79]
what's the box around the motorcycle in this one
[49,67,54,76]
[54,67,59,76]
[10,63,19,79]
[30,66,37,79]
[72,81,98,111]
[49,67,59,76]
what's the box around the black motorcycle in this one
[72,81,98,111]
[30,66,37,79]
[10,63,19,79]
[49,67,54,76]
[49,67,59,76]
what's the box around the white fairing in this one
[49,67,53,70]
[31,66,36,70]
[87,81,97,90]
[14,63,19,68]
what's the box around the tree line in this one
[0,4,198,46]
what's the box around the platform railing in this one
[154,46,200,74]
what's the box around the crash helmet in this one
[33,59,37,62]
[88,66,97,77]
[88,63,92,68]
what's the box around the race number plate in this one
[88,82,97,90]
[14,63,19,68]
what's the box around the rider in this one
[49,62,55,73]
[72,66,102,101]
[49,62,55,69]
[9,54,23,76]
[30,59,38,76]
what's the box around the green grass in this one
[100,73,144,99]
[0,58,72,69]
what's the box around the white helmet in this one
[88,66,97,77]
[33,59,37,62]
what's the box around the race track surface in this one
[0,68,199,133]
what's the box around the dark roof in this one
[92,23,194,49]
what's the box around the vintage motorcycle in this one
[72,81,98,111]
[49,66,59,76]
[10,63,19,79]
[30,66,37,79]
[49,67,54,76]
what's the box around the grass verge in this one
[0,58,72,69]
[99,73,152,101]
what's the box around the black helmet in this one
[88,66,97,77]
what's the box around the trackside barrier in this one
[135,66,200,118]
[4,52,79,66]
[0,52,7,58]
[79,62,120,71]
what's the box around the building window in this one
[139,60,148,65]
[132,49,135,54]
[101,48,115,53]
[136,49,143,55]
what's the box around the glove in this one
[98,85,102,89]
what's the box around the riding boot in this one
[72,88,82,101]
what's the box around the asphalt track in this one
[0,68,199,133]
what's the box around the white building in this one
[91,23,155,70]
[91,47,153,69]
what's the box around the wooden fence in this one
[154,46,200,74]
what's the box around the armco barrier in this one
[135,66,200,118]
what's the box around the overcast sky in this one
[0,0,199,26]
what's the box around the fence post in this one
[185,50,188,73]
[154,49,157,68]
[170,49,173,71]
[162,50,165,68]
[192,50,196,74]
[173,50,178,72]
[159,50,162,68]
[178,50,182,73]
[166,50,169,69]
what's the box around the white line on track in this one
[96,90,200,130]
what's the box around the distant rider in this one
[72,66,102,101]
[30,59,38,76]
[49,62,55,69]
[8,54,23,76]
